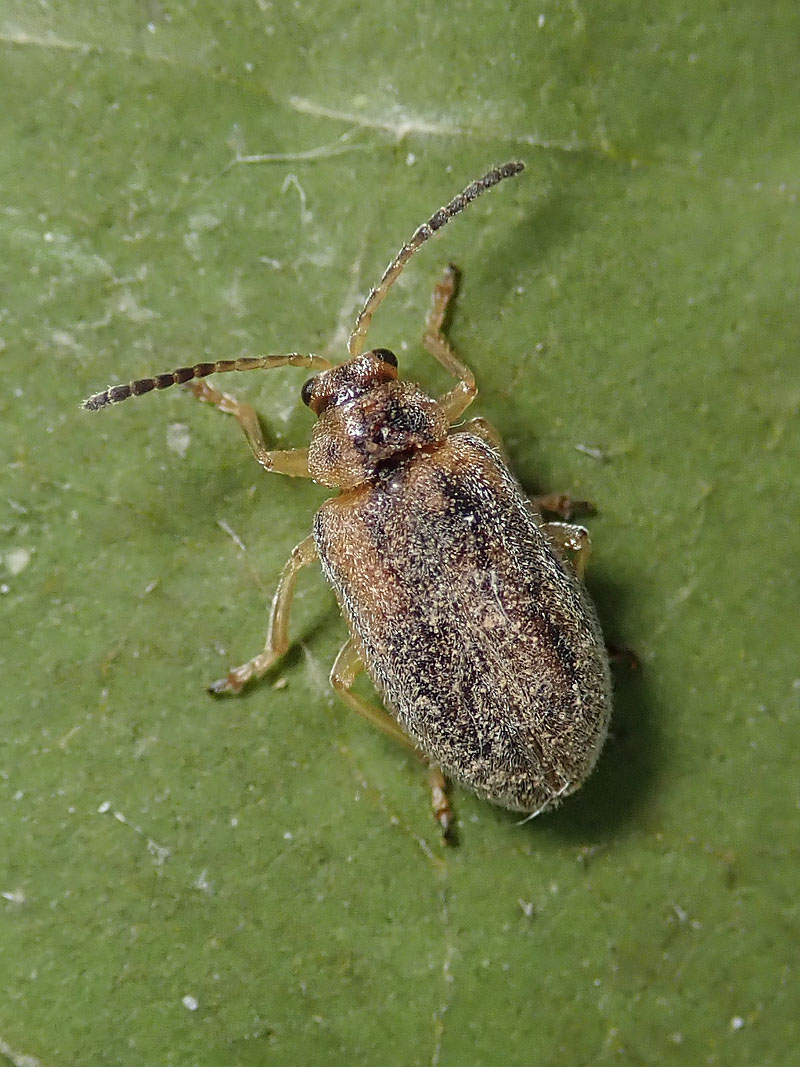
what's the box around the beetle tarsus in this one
[533,492,596,521]
[208,673,243,695]
[430,769,457,844]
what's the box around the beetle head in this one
[304,349,449,489]
[300,349,398,415]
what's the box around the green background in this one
[2,1,798,1064]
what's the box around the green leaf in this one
[2,2,798,1064]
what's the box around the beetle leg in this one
[607,644,639,670]
[188,379,312,477]
[541,522,591,579]
[428,766,455,843]
[209,535,318,694]
[461,415,513,464]
[330,638,418,749]
[330,638,455,840]
[463,419,595,522]
[462,418,595,520]
[423,264,478,424]
[532,491,595,521]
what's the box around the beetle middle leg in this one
[465,416,593,521]
[189,379,312,477]
[532,491,595,521]
[542,522,592,579]
[462,415,513,464]
[209,534,318,694]
[331,638,455,839]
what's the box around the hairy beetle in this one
[85,162,611,838]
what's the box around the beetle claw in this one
[208,673,242,695]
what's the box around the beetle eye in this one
[372,348,398,368]
[301,377,315,406]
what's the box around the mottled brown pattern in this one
[315,433,611,814]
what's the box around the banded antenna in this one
[82,161,525,412]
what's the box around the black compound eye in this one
[300,377,316,406]
[372,348,398,368]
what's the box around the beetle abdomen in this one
[314,433,611,814]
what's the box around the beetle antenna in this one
[83,163,524,411]
[347,161,525,359]
[83,353,333,411]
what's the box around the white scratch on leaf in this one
[0,1035,44,1067]
[97,803,170,865]
[328,229,369,356]
[231,127,367,167]
[0,27,92,53]
[431,878,456,1067]
[217,519,247,552]
[288,95,587,153]
[281,173,313,227]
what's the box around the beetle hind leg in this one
[331,638,456,842]
[428,765,455,843]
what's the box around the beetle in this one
[84,161,612,838]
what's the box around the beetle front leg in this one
[210,535,318,694]
[189,380,312,477]
[330,638,455,841]
[423,264,478,424]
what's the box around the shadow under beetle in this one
[84,162,612,839]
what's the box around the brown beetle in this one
[84,162,611,838]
